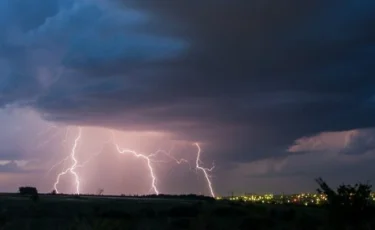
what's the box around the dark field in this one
[1,193,372,230]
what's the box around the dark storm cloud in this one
[1,0,375,162]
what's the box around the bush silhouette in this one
[19,186,39,202]
[315,177,373,224]
[19,186,38,196]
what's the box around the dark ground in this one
[0,194,372,230]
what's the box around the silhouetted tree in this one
[19,186,39,202]
[315,177,373,225]
[97,188,104,195]
[19,186,38,196]
[51,189,57,195]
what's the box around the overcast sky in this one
[0,0,375,196]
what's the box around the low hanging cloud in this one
[341,129,375,155]
[0,160,40,174]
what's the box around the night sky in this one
[0,0,375,196]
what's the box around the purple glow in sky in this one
[1,0,375,195]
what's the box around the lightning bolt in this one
[194,143,215,197]
[45,127,75,178]
[149,148,192,168]
[53,127,82,194]
[45,155,70,177]
[112,132,159,195]
[49,127,216,197]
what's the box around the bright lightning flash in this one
[50,127,216,197]
[194,143,215,197]
[114,144,159,195]
[53,127,82,194]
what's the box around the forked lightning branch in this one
[51,127,216,197]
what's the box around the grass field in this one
[0,194,372,230]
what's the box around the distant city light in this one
[215,193,375,206]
